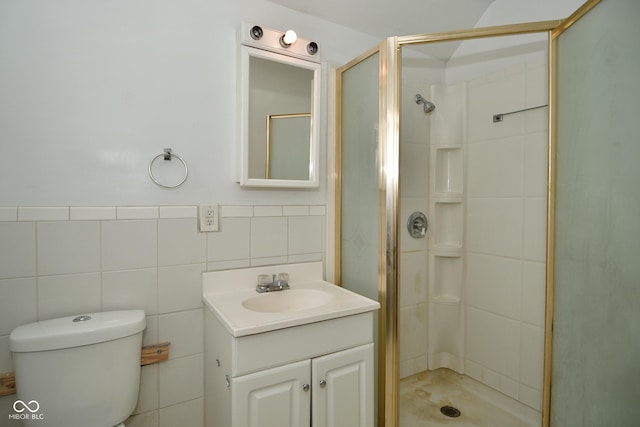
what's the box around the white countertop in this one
[202,263,379,337]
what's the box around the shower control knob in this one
[407,211,428,239]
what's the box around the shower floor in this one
[399,369,540,427]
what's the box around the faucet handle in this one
[256,274,270,292]
[277,272,289,283]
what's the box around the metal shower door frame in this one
[335,8,601,424]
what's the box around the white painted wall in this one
[446,0,586,84]
[0,0,379,207]
[0,2,377,425]
[476,0,586,26]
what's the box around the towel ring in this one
[148,149,188,189]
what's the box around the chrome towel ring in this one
[148,148,188,188]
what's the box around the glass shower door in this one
[550,0,640,425]
[337,50,382,425]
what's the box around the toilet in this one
[9,310,146,427]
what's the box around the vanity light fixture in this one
[249,25,263,40]
[241,22,320,63]
[279,30,297,48]
[307,41,319,55]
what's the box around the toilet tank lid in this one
[9,310,146,353]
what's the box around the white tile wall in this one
[400,143,429,198]
[0,204,326,427]
[0,222,36,278]
[18,207,69,221]
[0,278,37,335]
[466,307,520,380]
[37,221,101,275]
[288,216,323,255]
[158,219,206,266]
[102,220,158,271]
[38,273,102,320]
[159,353,204,407]
[466,254,522,319]
[398,66,431,379]
[0,207,17,222]
[466,137,524,197]
[158,264,206,314]
[464,59,547,411]
[467,198,523,257]
[399,251,428,307]
[158,398,204,427]
[207,217,251,263]
[70,206,117,220]
[250,216,288,259]
[521,261,546,327]
[102,269,159,315]
[524,132,549,197]
[399,303,428,377]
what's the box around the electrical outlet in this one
[199,205,219,232]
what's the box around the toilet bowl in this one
[9,310,146,427]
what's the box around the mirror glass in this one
[266,113,311,180]
[239,45,321,187]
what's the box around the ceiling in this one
[267,0,497,59]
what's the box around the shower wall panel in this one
[465,57,548,412]
[428,82,466,373]
[398,66,431,379]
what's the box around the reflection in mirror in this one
[238,24,321,188]
[248,56,314,180]
[267,113,311,180]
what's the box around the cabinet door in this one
[232,359,311,427]
[312,343,374,427]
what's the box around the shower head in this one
[415,94,435,113]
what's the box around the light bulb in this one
[280,30,297,47]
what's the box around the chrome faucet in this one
[256,273,290,293]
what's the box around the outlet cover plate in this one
[199,205,219,232]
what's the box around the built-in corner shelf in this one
[433,295,461,304]
[432,255,462,304]
[434,146,463,194]
[433,201,463,248]
[427,83,467,374]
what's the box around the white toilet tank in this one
[9,310,146,427]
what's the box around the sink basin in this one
[242,289,334,313]
[202,262,380,336]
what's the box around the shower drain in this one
[440,405,462,418]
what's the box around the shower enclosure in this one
[336,21,559,426]
[334,1,639,426]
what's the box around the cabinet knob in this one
[319,380,327,388]
[302,383,310,392]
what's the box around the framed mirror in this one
[238,37,321,188]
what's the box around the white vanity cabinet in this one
[202,263,379,427]
[233,344,373,427]
[204,309,375,427]
[233,359,310,426]
[311,343,374,427]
